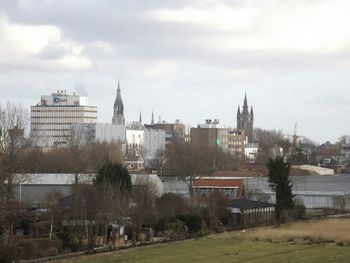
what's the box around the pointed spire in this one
[112,80,125,125]
[237,106,241,115]
[151,111,154,125]
[250,106,254,115]
[243,92,248,108]
[139,111,142,124]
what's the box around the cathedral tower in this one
[237,93,254,142]
[112,81,125,125]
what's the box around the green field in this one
[57,234,350,263]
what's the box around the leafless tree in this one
[88,140,123,172]
[166,142,214,198]
[0,102,35,202]
[155,148,167,179]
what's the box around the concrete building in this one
[190,120,229,151]
[95,123,126,143]
[145,119,186,147]
[30,90,97,149]
[227,130,245,158]
[244,143,259,163]
[126,126,165,160]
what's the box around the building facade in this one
[95,123,126,143]
[227,130,245,158]
[31,90,97,149]
[145,119,186,147]
[237,94,254,142]
[190,120,229,151]
[126,126,165,160]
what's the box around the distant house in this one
[319,157,343,174]
[193,177,246,199]
[125,156,144,172]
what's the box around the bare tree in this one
[67,126,91,184]
[0,102,34,202]
[166,142,214,198]
[88,141,123,172]
[155,148,167,180]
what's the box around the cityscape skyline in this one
[1,1,350,143]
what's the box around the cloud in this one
[0,15,91,71]
[0,0,350,142]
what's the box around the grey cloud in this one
[36,44,66,60]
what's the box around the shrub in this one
[17,239,39,259]
[56,231,80,252]
[177,215,202,233]
[0,244,21,263]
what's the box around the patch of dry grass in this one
[242,219,350,245]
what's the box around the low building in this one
[245,175,350,209]
[228,199,275,228]
[12,173,163,207]
[290,165,334,176]
[125,156,144,172]
[193,176,246,200]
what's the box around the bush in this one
[177,215,202,233]
[0,244,21,263]
[17,239,39,259]
[56,231,81,252]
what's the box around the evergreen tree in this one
[95,162,131,193]
[267,156,295,220]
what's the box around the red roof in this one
[193,178,244,188]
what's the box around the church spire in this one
[112,81,125,125]
[151,111,154,125]
[243,92,249,114]
[139,111,142,124]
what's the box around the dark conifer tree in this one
[267,157,295,220]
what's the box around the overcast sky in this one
[0,0,349,143]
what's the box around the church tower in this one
[112,81,125,125]
[237,93,254,142]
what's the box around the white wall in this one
[126,128,165,159]
[143,129,166,159]
[96,123,126,143]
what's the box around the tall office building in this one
[31,90,97,149]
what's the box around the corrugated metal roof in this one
[245,174,350,195]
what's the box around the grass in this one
[242,219,350,245]
[55,219,350,263]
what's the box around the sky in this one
[0,0,350,143]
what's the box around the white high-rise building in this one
[31,90,97,149]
